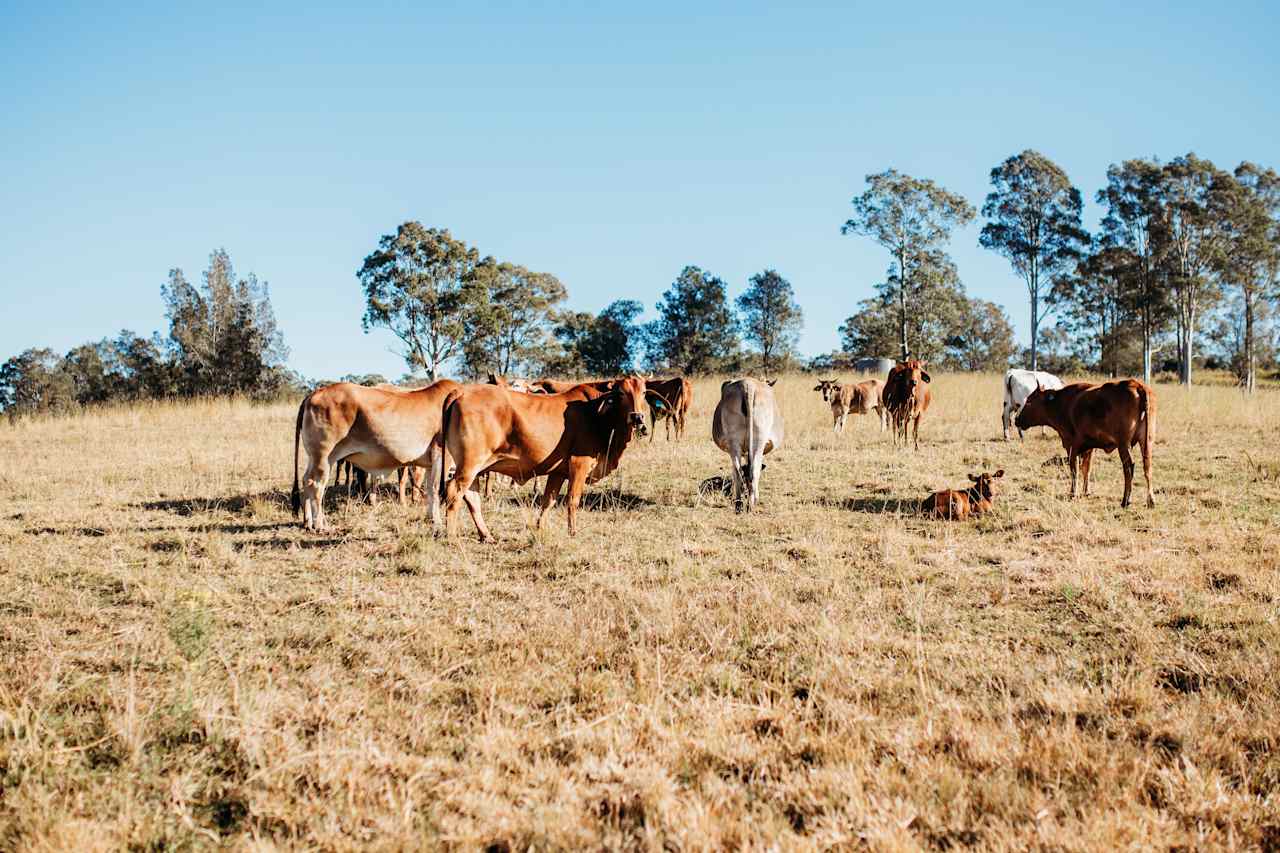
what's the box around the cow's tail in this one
[438,390,461,504]
[291,392,309,516]
[1136,380,1154,458]
[745,383,766,502]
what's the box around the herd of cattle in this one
[291,363,1157,540]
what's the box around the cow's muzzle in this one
[629,413,647,434]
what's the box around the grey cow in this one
[712,378,784,512]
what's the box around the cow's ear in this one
[968,474,979,483]
[920,371,931,383]
[994,469,1004,478]
[768,379,778,387]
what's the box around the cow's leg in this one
[728,451,745,512]
[535,473,565,529]
[665,413,673,442]
[746,450,764,512]
[1118,445,1135,509]
[649,409,658,444]
[1079,449,1094,497]
[427,446,443,526]
[397,467,408,506]
[1067,450,1078,500]
[482,472,492,501]
[564,457,594,536]
[458,489,493,541]
[446,463,494,542]
[912,414,922,451]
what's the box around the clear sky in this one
[3,1,1277,379]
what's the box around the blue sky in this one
[3,1,1277,379]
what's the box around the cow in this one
[1002,369,1065,440]
[1015,379,1155,508]
[882,360,932,450]
[922,470,1004,520]
[645,376,692,441]
[817,379,887,433]
[712,378,784,512]
[438,377,650,541]
[291,379,460,531]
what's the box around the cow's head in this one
[1015,382,1055,431]
[813,379,836,401]
[967,469,1004,501]
[487,373,507,387]
[598,376,649,437]
[901,360,931,391]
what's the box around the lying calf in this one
[922,470,1004,520]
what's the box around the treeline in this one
[838,153,1280,391]
[0,250,298,417]
[353,222,807,382]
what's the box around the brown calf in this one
[1015,379,1155,508]
[439,377,650,541]
[922,470,1004,520]
[883,360,932,450]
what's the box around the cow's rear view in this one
[712,378,784,512]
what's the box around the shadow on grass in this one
[135,487,371,517]
[811,495,919,515]
[579,490,657,512]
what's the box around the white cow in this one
[712,378,784,512]
[1002,369,1065,440]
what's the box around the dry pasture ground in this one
[1,373,1278,850]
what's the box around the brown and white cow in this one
[291,379,460,531]
[438,377,650,541]
[645,376,692,441]
[1016,379,1155,508]
[817,379,887,433]
[922,470,1004,520]
[882,360,932,450]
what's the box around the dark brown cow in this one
[882,360,932,450]
[439,377,650,541]
[645,376,692,441]
[922,470,1004,520]
[1016,379,1155,508]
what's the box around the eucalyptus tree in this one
[1055,241,1139,377]
[1096,160,1173,384]
[357,223,480,381]
[737,269,803,376]
[463,259,566,377]
[1159,154,1231,385]
[979,150,1088,370]
[841,169,975,360]
[1218,163,1280,392]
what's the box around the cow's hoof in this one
[1146,499,1155,509]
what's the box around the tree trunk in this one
[1029,296,1039,372]
[1184,301,1195,387]
[897,248,909,361]
[1244,289,1255,394]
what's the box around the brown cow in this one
[291,379,460,531]
[882,360,932,450]
[439,377,650,541]
[1015,379,1155,508]
[922,470,1004,520]
[645,376,692,441]
[528,377,618,394]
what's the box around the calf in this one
[883,360,932,450]
[922,470,1004,520]
[1002,369,1065,440]
[1015,379,1155,508]
[439,377,650,540]
[712,378,784,512]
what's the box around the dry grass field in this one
[1,373,1278,850]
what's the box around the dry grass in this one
[1,374,1278,850]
